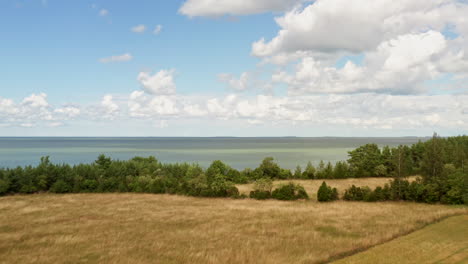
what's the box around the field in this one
[0,191,466,264]
[237,177,417,200]
[334,215,468,264]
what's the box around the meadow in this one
[334,215,468,264]
[236,176,417,200]
[0,191,465,264]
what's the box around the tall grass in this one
[0,193,465,264]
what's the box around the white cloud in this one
[128,91,179,118]
[99,9,109,16]
[22,93,49,108]
[121,92,468,131]
[101,95,119,118]
[179,0,304,17]
[218,72,250,91]
[153,25,163,35]
[0,93,83,128]
[252,0,466,57]
[99,53,133,63]
[131,24,146,33]
[273,31,449,95]
[54,106,81,119]
[2,92,466,133]
[137,70,177,95]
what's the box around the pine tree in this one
[422,133,445,184]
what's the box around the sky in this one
[0,0,467,137]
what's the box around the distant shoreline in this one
[0,136,431,139]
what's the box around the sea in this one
[0,137,427,170]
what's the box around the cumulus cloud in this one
[0,93,82,128]
[179,0,304,17]
[218,72,250,91]
[54,106,81,119]
[22,93,49,108]
[101,95,119,118]
[2,92,466,132]
[131,24,146,33]
[252,0,467,57]
[112,90,467,132]
[273,31,450,94]
[99,53,133,63]
[129,91,179,118]
[137,70,177,95]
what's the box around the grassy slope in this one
[333,215,468,264]
[0,193,466,264]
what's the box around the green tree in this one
[347,144,382,177]
[256,157,281,179]
[421,133,445,183]
[293,165,302,179]
[333,161,349,179]
[374,165,388,177]
[0,179,10,195]
[302,162,316,179]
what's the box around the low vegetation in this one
[0,194,465,264]
[317,181,339,202]
[333,215,468,264]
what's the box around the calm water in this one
[0,137,427,170]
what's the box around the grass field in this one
[236,177,417,200]
[0,192,465,264]
[334,215,468,264]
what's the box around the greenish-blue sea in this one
[0,137,427,170]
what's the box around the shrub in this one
[317,181,338,202]
[343,185,364,201]
[249,190,271,200]
[271,182,308,201]
[253,178,273,192]
[249,178,273,200]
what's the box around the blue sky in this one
[0,0,467,136]
[0,1,276,101]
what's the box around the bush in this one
[249,178,273,199]
[249,190,271,200]
[271,182,308,200]
[317,181,338,202]
[343,185,364,201]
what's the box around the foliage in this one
[271,182,309,200]
[317,181,338,202]
[348,144,382,177]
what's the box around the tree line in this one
[317,134,467,204]
[0,134,466,204]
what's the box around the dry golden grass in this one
[237,177,418,200]
[0,193,465,264]
[333,215,468,264]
